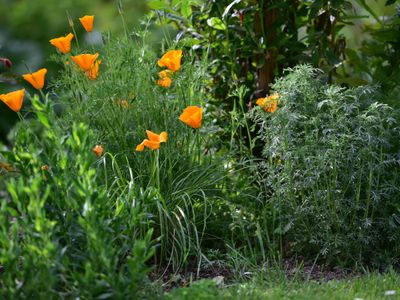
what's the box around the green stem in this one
[17,112,24,122]
[239,93,253,155]
[117,0,129,39]
[66,10,80,50]
[154,150,160,191]
[230,98,237,152]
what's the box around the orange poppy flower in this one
[72,53,101,80]
[136,130,167,151]
[157,77,172,88]
[157,70,173,88]
[157,50,182,72]
[22,68,47,90]
[179,106,203,129]
[79,15,94,32]
[0,89,25,112]
[256,93,279,113]
[49,33,74,54]
[92,144,104,157]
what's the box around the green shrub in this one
[251,65,400,267]
[0,97,155,298]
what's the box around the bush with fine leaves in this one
[252,65,400,267]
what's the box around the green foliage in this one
[251,65,400,266]
[148,0,400,156]
[0,97,155,298]
[163,279,220,300]
[341,4,400,107]
[1,4,400,297]
[0,22,239,299]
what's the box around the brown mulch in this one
[282,258,359,282]
[149,259,231,291]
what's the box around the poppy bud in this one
[0,58,12,69]
[239,10,244,26]
[93,145,104,157]
[41,165,50,171]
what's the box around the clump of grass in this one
[251,65,400,267]
[51,28,230,271]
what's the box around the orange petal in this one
[264,100,278,113]
[146,130,161,142]
[143,139,160,150]
[179,106,203,129]
[0,89,25,112]
[136,141,145,152]
[49,33,74,54]
[22,68,47,90]
[256,98,266,107]
[157,50,182,72]
[157,77,172,88]
[87,59,101,80]
[159,131,167,143]
[79,15,94,32]
[72,53,99,71]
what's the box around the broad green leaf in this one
[181,2,192,18]
[147,0,167,10]
[207,17,226,30]
[354,0,382,24]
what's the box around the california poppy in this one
[93,145,104,157]
[136,130,167,151]
[256,93,279,113]
[79,15,94,32]
[157,50,182,72]
[179,106,203,129]
[72,53,101,79]
[22,68,47,90]
[49,33,74,54]
[157,70,173,88]
[0,89,25,112]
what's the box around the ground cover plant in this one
[0,1,400,299]
[163,270,400,300]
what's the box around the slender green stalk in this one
[117,0,129,39]
[66,10,80,49]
